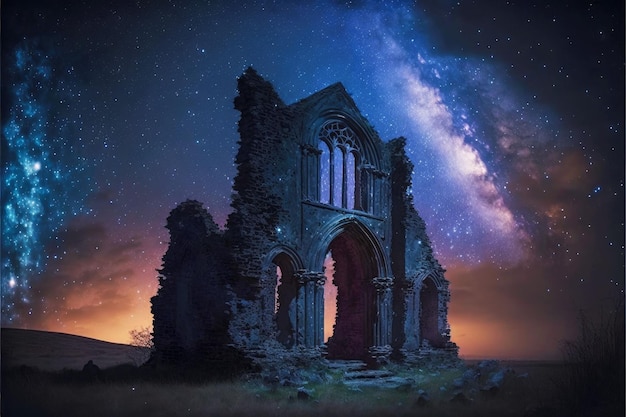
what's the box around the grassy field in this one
[2,358,607,417]
[2,328,623,417]
[1,328,150,370]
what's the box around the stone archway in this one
[324,231,376,359]
[304,219,392,360]
[272,252,298,348]
[419,276,441,348]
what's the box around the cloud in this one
[447,262,581,359]
[10,216,158,343]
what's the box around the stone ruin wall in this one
[225,68,293,351]
[151,67,457,369]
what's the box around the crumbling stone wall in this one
[225,68,299,351]
[151,200,233,363]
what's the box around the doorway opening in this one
[419,276,440,347]
[273,253,297,348]
[324,231,375,359]
[323,252,338,343]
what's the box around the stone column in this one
[437,281,454,347]
[301,144,322,200]
[361,164,374,213]
[329,149,336,206]
[295,282,305,346]
[341,150,348,208]
[313,273,326,346]
[372,276,393,346]
[402,283,419,351]
[295,270,325,347]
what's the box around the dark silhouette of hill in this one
[1,327,147,371]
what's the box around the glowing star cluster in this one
[1,41,88,321]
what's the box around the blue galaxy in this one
[1,0,622,357]
[2,40,89,321]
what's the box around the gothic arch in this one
[305,110,383,171]
[264,246,304,348]
[308,216,391,278]
[263,245,304,272]
[317,120,362,209]
[411,270,449,349]
[299,108,388,214]
[297,216,393,358]
[414,269,447,290]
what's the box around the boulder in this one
[450,392,473,405]
[296,387,313,400]
[414,389,430,407]
[81,360,102,382]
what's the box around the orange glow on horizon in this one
[13,226,163,346]
[323,252,337,342]
[19,245,568,361]
[34,298,155,345]
[448,316,562,360]
[445,263,567,361]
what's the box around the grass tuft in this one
[556,298,625,416]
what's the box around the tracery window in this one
[318,121,361,210]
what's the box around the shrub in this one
[128,327,154,366]
[558,298,625,416]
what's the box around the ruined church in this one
[151,68,457,369]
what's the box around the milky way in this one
[2,39,89,321]
[1,0,623,358]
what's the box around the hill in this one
[1,327,148,371]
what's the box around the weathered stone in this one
[480,385,500,397]
[462,367,480,383]
[486,368,508,387]
[297,387,313,400]
[82,360,102,382]
[414,390,430,407]
[452,377,465,388]
[481,367,514,394]
[344,369,394,379]
[450,391,473,405]
[150,68,456,373]
[478,359,499,372]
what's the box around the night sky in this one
[2,0,623,360]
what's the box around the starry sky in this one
[1,0,623,360]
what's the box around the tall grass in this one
[2,360,548,417]
[1,376,535,417]
[558,299,625,416]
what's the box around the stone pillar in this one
[296,270,325,347]
[437,281,454,348]
[296,280,305,346]
[301,144,322,200]
[402,283,419,351]
[313,273,326,346]
[329,149,336,206]
[361,164,373,213]
[341,150,348,208]
[372,276,393,347]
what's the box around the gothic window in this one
[320,143,331,204]
[333,148,343,205]
[346,151,356,209]
[318,120,362,210]
[274,265,283,314]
